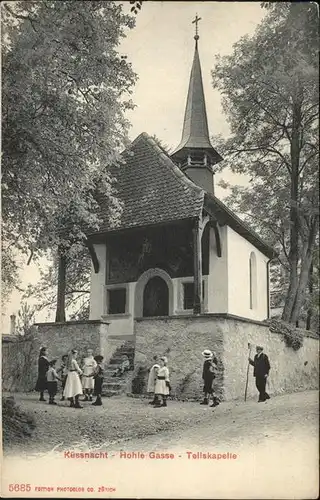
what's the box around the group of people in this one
[147,355,171,407]
[35,347,104,408]
[36,343,271,409]
[145,345,271,406]
[145,350,220,408]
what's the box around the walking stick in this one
[244,342,252,402]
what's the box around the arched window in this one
[249,252,257,309]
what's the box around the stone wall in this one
[2,335,40,392]
[133,315,225,399]
[34,320,109,361]
[133,314,319,401]
[2,320,109,393]
[222,318,319,400]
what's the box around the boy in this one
[92,355,104,406]
[46,359,61,405]
[112,355,130,377]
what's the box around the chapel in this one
[87,25,275,338]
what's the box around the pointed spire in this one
[171,17,222,168]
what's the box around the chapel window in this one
[183,281,205,310]
[107,288,126,314]
[249,252,257,309]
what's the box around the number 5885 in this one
[9,484,31,492]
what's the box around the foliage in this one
[2,1,137,299]
[15,302,36,335]
[129,1,143,15]
[23,245,91,320]
[132,367,148,394]
[212,2,319,325]
[268,319,304,351]
[2,396,36,447]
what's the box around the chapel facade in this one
[87,31,275,338]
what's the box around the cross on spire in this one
[192,13,201,42]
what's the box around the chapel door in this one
[143,276,169,317]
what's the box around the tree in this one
[15,302,36,336]
[1,1,137,308]
[212,2,319,326]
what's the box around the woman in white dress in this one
[82,349,97,401]
[147,355,160,405]
[154,356,171,408]
[63,349,83,408]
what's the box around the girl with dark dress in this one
[35,347,50,401]
[92,355,104,406]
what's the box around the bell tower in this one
[171,15,223,195]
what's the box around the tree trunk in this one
[306,263,313,330]
[55,246,67,322]
[282,99,302,323]
[289,216,318,325]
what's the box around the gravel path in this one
[2,391,318,499]
[4,390,318,456]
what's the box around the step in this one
[109,357,131,364]
[104,375,128,381]
[102,389,120,397]
[115,351,135,357]
[103,382,127,391]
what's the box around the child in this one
[63,349,83,408]
[154,356,171,408]
[35,347,50,402]
[112,355,130,377]
[46,359,60,405]
[82,348,97,402]
[92,355,104,406]
[200,349,218,407]
[57,354,68,401]
[147,355,160,405]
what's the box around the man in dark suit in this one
[249,346,271,402]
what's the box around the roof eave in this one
[204,193,277,259]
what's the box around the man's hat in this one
[94,355,104,362]
[202,349,213,359]
[256,345,264,351]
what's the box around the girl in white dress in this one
[82,349,97,401]
[63,349,83,408]
[147,355,160,405]
[154,356,171,408]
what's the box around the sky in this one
[1,1,266,332]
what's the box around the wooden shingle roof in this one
[94,133,204,233]
[91,132,275,259]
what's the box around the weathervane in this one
[192,13,201,44]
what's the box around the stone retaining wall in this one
[2,335,40,392]
[133,315,225,399]
[2,320,109,393]
[133,314,319,401]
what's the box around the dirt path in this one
[2,391,318,499]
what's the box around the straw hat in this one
[202,349,213,359]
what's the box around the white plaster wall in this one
[102,282,136,336]
[226,227,268,321]
[207,226,228,313]
[89,243,107,320]
[172,278,180,314]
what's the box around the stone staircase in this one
[102,340,135,397]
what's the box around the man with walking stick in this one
[248,345,271,402]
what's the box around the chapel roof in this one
[90,133,275,259]
[94,132,204,233]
